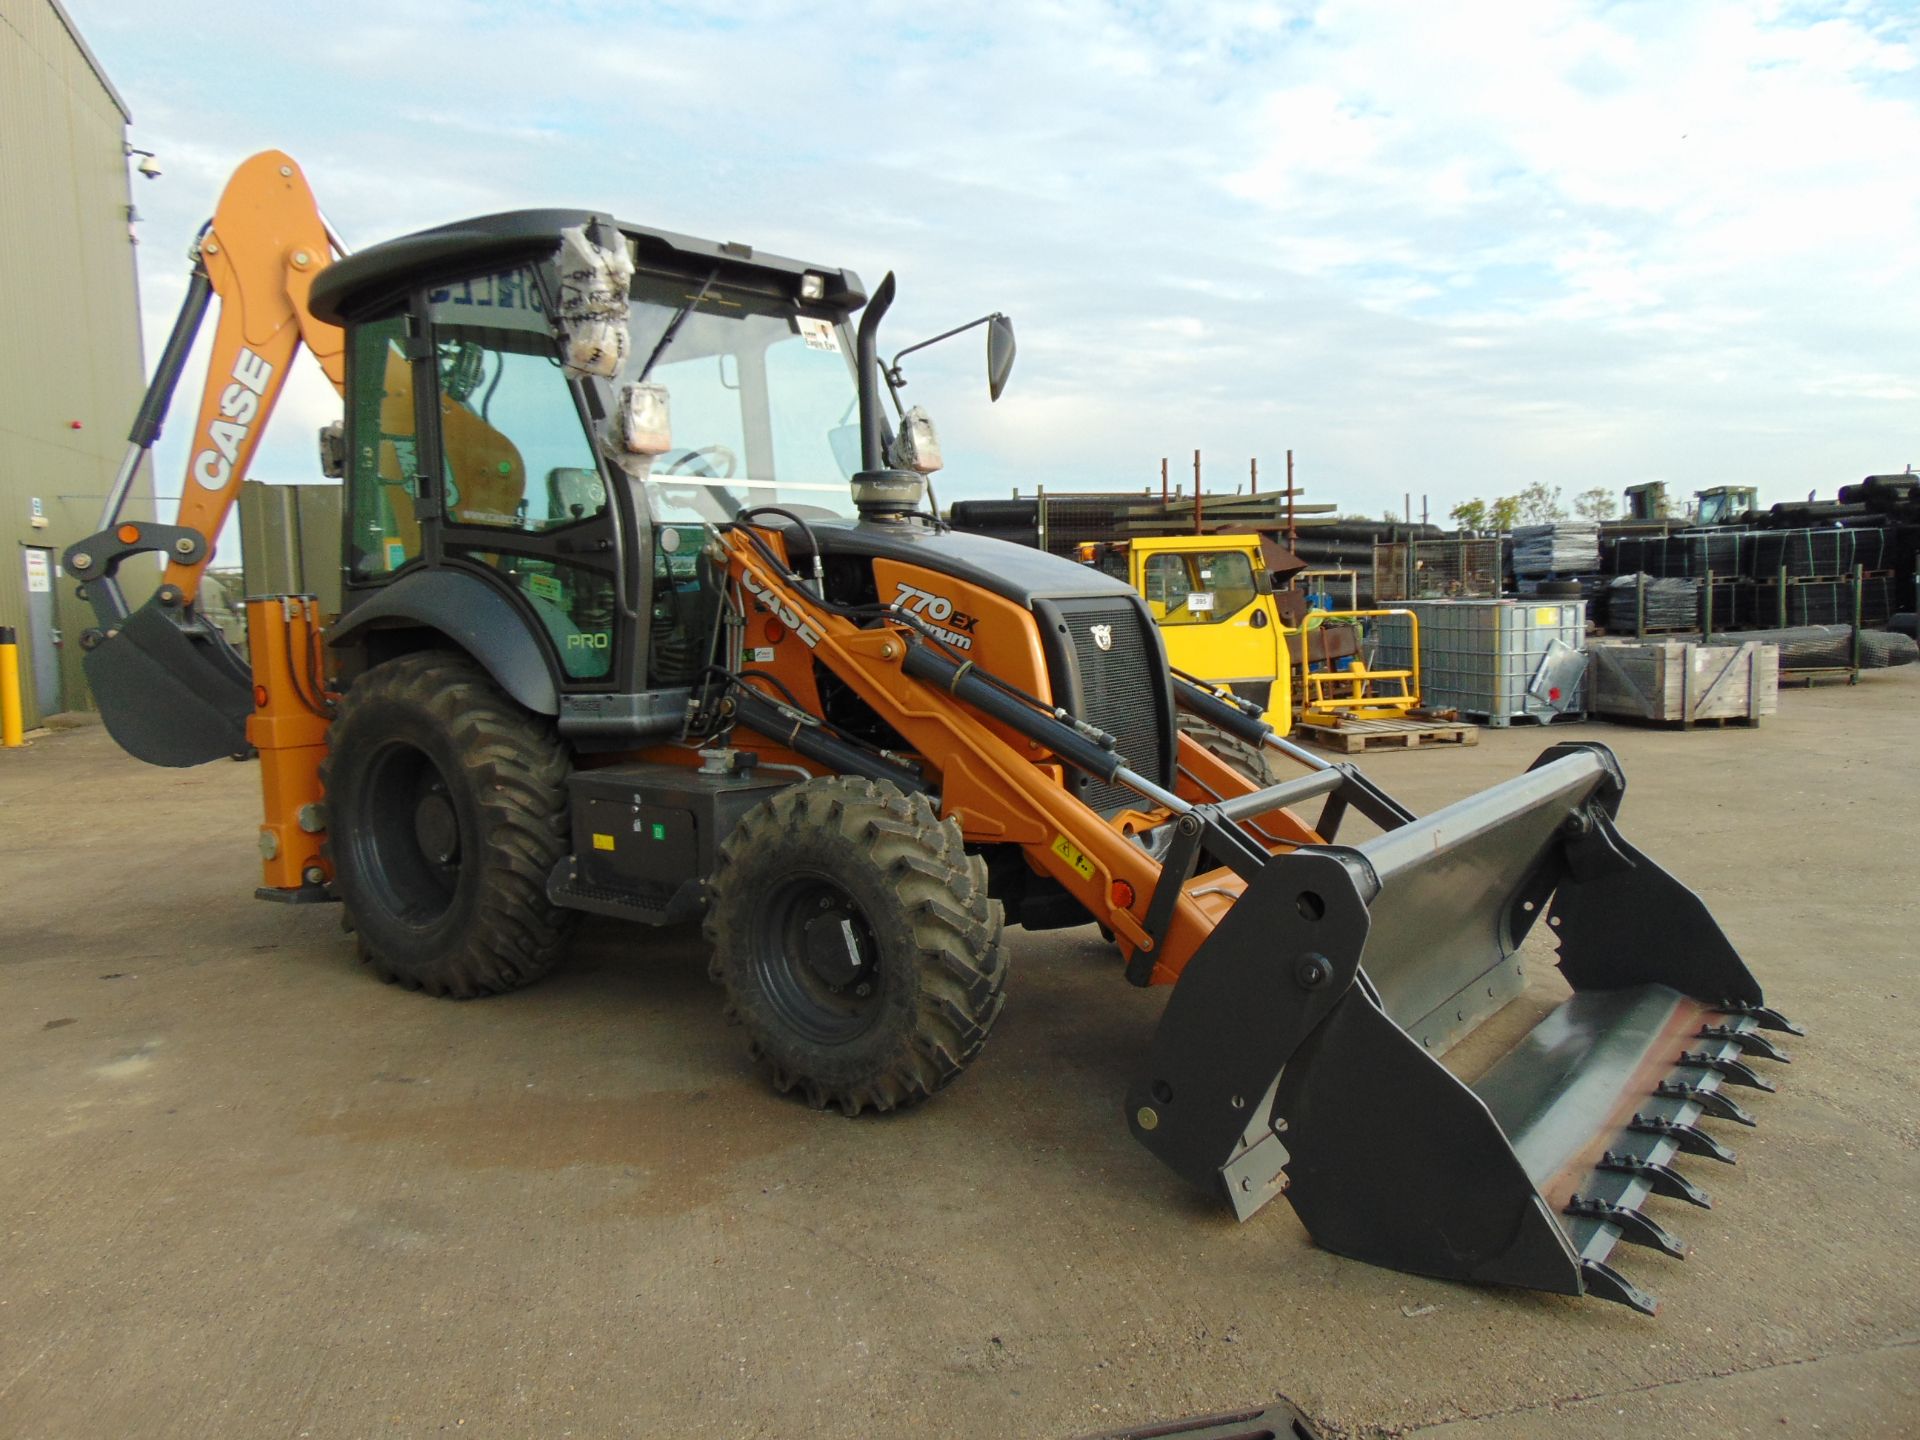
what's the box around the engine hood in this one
[807,520,1133,609]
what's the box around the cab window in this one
[344,313,421,579]
[1143,551,1257,625]
[428,267,617,681]
[428,269,604,533]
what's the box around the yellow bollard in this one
[0,626,22,748]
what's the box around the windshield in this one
[618,268,864,526]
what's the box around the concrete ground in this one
[2,674,1915,1440]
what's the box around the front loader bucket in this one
[81,596,253,767]
[1128,742,1797,1313]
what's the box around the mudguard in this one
[329,569,559,716]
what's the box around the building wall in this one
[0,0,150,726]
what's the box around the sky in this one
[69,0,1920,528]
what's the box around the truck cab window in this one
[1144,551,1256,625]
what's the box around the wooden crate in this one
[1590,641,1778,727]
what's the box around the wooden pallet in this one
[1297,716,1479,752]
[1601,711,1763,730]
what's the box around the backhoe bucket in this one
[1128,741,1796,1313]
[81,596,253,767]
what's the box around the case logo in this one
[190,347,274,490]
[741,568,823,648]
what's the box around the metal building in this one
[0,0,152,727]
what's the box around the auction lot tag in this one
[796,316,839,352]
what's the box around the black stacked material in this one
[948,497,1040,549]
[1749,527,1888,578]
[1511,522,1600,576]
[1611,535,1681,578]
[1656,625,1918,670]
[1605,573,1698,631]
[1732,578,1896,629]
[1612,530,1747,579]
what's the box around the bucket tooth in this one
[1723,1002,1805,1037]
[1698,1023,1792,1064]
[1598,1151,1712,1208]
[1580,1258,1659,1315]
[1631,1113,1737,1164]
[1566,1195,1687,1258]
[1657,1079,1757,1127]
[1678,1051,1777,1092]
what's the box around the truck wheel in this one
[1178,715,1276,785]
[322,651,575,997]
[705,776,1007,1115]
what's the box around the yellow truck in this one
[1076,533,1421,738]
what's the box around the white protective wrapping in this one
[892,405,944,475]
[616,382,673,457]
[553,224,635,379]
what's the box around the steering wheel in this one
[659,444,738,480]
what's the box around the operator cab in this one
[309,211,874,728]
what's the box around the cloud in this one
[68,0,1919,527]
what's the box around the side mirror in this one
[987,314,1016,402]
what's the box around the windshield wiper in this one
[633,266,722,384]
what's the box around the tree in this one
[1449,498,1489,530]
[1487,495,1522,530]
[1514,482,1565,524]
[1572,487,1618,522]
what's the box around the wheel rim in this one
[351,739,464,925]
[753,873,885,1045]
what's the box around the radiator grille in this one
[1052,598,1171,815]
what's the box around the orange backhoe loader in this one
[68,152,1800,1314]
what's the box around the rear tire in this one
[704,776,1008,1115]
[322,651,575,997]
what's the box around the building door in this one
[22,547,62,717]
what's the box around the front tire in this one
[1178,714,1276,785]
[322,651,575,997]
[704,776,1008,1115]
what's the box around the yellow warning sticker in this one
[592,833,616,852]
[1050,834,1095,881]
[1535,606,1558,625]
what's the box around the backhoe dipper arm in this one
[160,154,345,600]
[65,151,345,767]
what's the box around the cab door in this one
[1135,546,1285,718]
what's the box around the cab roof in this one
[308,209,865,325]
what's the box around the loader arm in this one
[64,151,345,766]
[710,523,1327,981]
[715,522,1798,1314]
